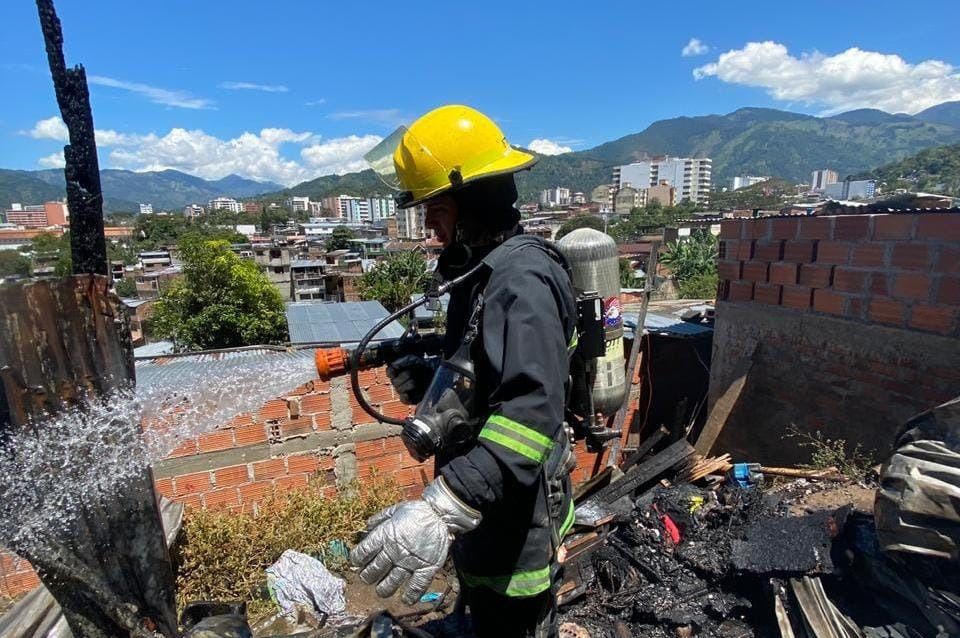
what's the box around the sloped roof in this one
[285,300,405,345]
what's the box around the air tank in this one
[556,228,627,416]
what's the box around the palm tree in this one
[658,230,718,285]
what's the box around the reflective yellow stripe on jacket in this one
[479,414,554,464]
[460,565,552,597]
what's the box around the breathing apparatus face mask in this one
[401,339,478,462]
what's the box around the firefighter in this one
[350,105,577,637]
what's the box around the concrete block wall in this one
[711,211,960,465]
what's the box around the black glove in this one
[387,355,437,405]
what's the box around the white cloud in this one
[305,98,327,107]
[682,38,709,57]
[527,138,573,155]
[38,151,65,169]
[219,81,289,93]
[300,135,383,175]
[26,116,69,141]
[693,41,960,114]
[88,75,215,110]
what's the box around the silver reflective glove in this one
[387,355,437,405]
[350,477,481,604]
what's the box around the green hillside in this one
[858,142,960,196]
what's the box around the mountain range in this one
[0,168,281,213]
[3,102,960,212]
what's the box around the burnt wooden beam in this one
[36,0,107,276]
[594,439,694,504]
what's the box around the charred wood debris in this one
[543,436,959,638]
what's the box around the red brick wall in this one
[717,212,960,336]
[710,211,960,464]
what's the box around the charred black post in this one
[36,0,108,276]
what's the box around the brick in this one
[717,259,741,281]
[728,280,754,302]
[816,241,850,265]
[813,289,845,316]
[937,276,960,305]
[847,296,866,320]
[234,423,268,446]
[287,453,321,474]
[873,214,916,240]
[300,393,331,414]
[258,400,287,421]
[355,438,385,457]
[798,217,832,240]
[180,494,202,510]
[869,297,906,326]
[214,465,250,488]
[370,452,404,474]
[769,217,799,240]
[833,267,867,293]
[154,477,174,497]
[741,261,768,282]
[746,219,769,240]
[753,240,784,262]
[891,244,932,270]
[869,272,890,296]
[769,262,799,285]
[174,471,211,496]
[832,215,871,241]
[720,220,742,239]
[252,458,286,480]
[851,243,886,268]
[198,429,235,453]
[936,245,960,273]
[167,438,197,458]
[275,474,309,492]
[238,481,274,503]
[909,304,957,335]
[782,285,813,310]
[892,272,934,301]
[783,240,816,263]
[280,420,314,438]
[383,436,408,455]
[365,384,395,403]
[916,213,960,240]
[204,487,239,510]
[799,264,833,288]
[313,412,332,430]
[228,414,254,429]
[754,283,782,305]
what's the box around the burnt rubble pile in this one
[556,477,959,638]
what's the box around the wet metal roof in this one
[285,300,405,345]
[134,347,311,390]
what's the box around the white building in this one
[571,192,586,205]
[183,204,204,219]
[539,187,571,207]
[397,205,426,239]
[367,196,396,222]
[823,179,876,201]
[208,197,244,214]
[731,176,769,191]
[613,157,712,206]
[139,203,154,215]
[810,169,839,192]
[308,201,325,215]
[286,196,310,213]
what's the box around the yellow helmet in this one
[365,105,537,209]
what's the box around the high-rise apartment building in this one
[396,204,426,239]
[367,196,396,222]
[540,187,571,207]
[731,176,769,191]
[823,179,876,201]
[810,169,839,192]
[139,203,154,215]
[286,196,310,213]
[208,197,244,213]
[613,156,712,205]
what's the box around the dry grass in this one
[785,426,878,480]
[174,474,400,619]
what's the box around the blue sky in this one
[2,0,958,185]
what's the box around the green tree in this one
[659,230,719,298]
[0,252,31,277]
[326,226,356,251]
[357,251,430,313]
[556,214,605,239]
[678,271,719,299]
[114,277,138,298]
[151,237,288,351]
[619,258,642,289]
[30,231,72,276]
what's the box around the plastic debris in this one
[418,592,442,603]
[266,550,347,625]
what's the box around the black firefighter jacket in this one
[434,233,577,598]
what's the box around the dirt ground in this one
[775,478,876,515]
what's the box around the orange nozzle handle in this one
[315,347,349,380]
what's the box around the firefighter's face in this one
[424,196,458,247]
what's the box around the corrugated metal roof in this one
[411,293,449,320]
[133,340,175,358]
[135,347,311,389]
[285,300,405,345]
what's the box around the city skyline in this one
[2,0,958,186]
